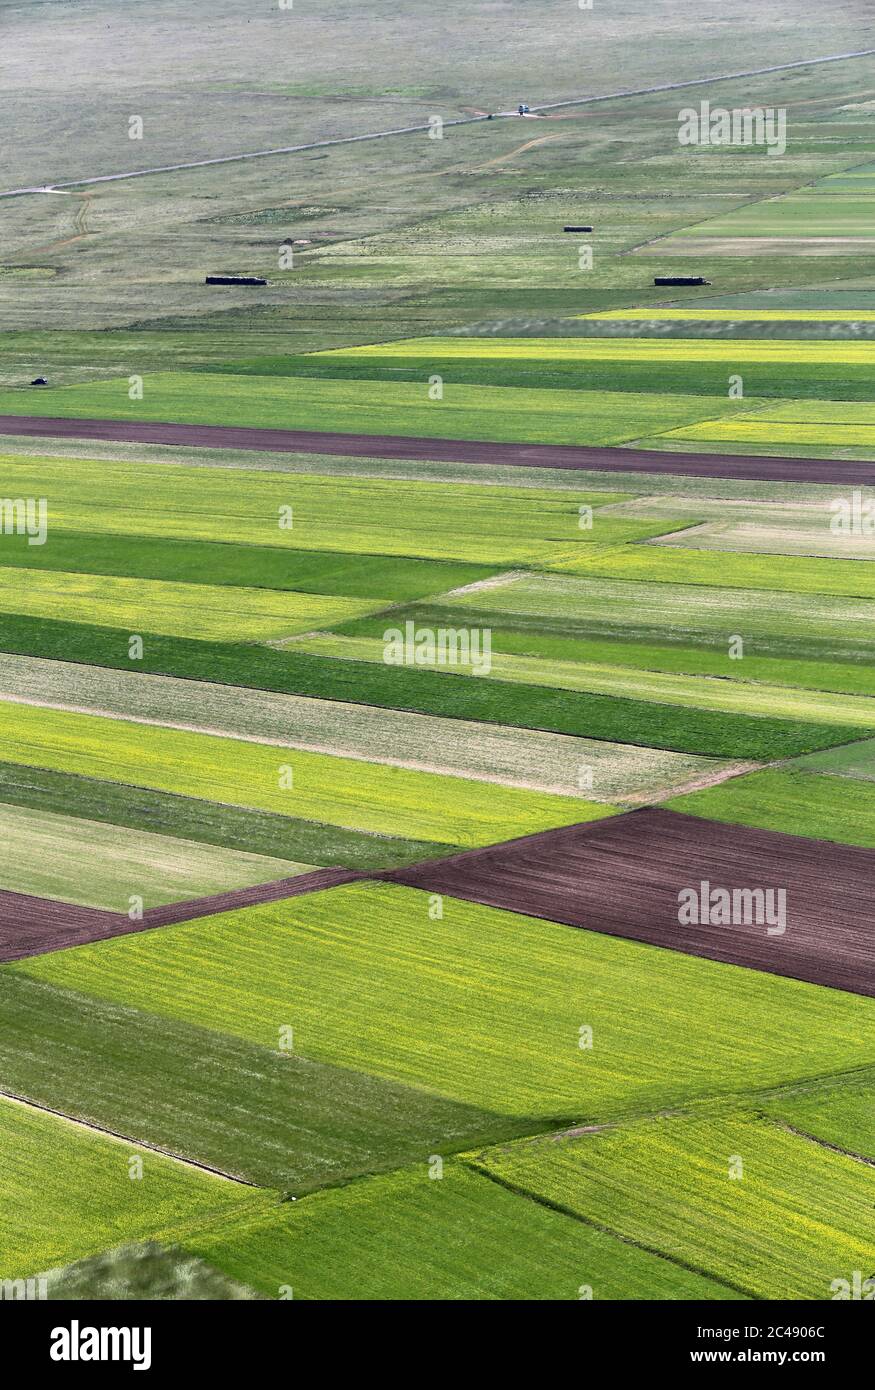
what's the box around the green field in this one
[474,1110,875,1300]
[0,971,522,1194]
[0,1094,265,1281]
[665,399,875,450]
[265,333,875,401]
[647,161,875,261]
[0,374,741,447]
[0,530,499,600]
[403,627,875,698]
[0,761,457,870]
[421,571,875,661]
[667,767,875,847]
[0,567,381,643]
[0,612,858,760]
[559,543,875,600]
[760,1068,875,1160]
[3,0,875,1306]
[0,802,309,910]
[0,453,625,565]
[797,734,875,781]
[15,883,873,1118]
[185,1162,740,1301]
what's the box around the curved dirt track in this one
[1,413,874,484]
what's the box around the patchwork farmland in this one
[0,0,874,1321]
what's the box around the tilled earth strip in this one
[2,415,875,485]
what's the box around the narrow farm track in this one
[1,413,874,483]
[2,47,874,199]
[0,866,367,963]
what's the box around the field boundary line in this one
[463,1159,757,1299]
[776,1121,875,1168]
[0,1087,260,1186]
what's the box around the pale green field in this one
[0,1095,266,1281]
[797,735,875,781]
[761,1068,875,1159]
[0,802,310,910]
[427,571,875,657]
[654,519,875,561]
[0,567,380,642]
[17,882,874,1119]
[666,767,875,847]
[665,418,875,449]
[0,654,726,800]
[607,493,875,560]
[291,633,875,729]
[474,1110,875,1300]
[648,162,875,256]
[0,699,604,847]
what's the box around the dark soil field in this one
[383,808,875,996]
[3,414,875,485]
